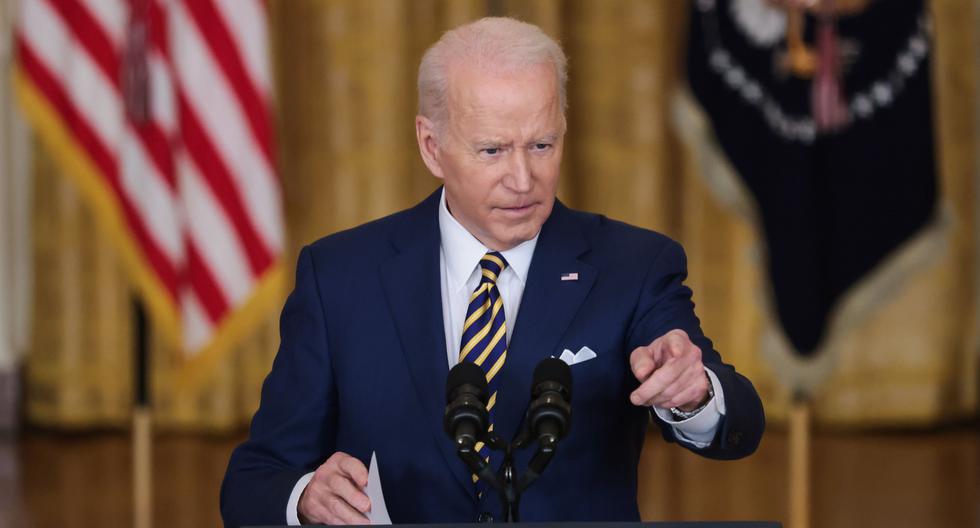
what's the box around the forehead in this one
[445,62,563,136]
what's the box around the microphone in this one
[443,361,489,449]
[526,358,572,446]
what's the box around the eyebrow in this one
[473,139,508,149]
[472,133,560,148]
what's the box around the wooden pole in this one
[789,394,811,528]
[124,3,154,523]
[133,300,152,528]
[133,406,152,528]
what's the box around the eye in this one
[532,143,552,152]
[482,147,500,156]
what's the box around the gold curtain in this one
[25,0,978,430]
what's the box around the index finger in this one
[629,345,657,381]
[338,455,370,488]
[630,357,684,406]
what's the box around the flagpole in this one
[789,392,810,528]
[133,299,153,528]
[122,2,153,523]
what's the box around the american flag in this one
[13,0,285,382]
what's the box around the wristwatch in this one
[669,372,714,420]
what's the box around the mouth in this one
[496,203,537,217]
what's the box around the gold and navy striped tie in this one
[459,251,509,490]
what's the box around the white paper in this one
[559,346,597,365]
[559,349,576,365]
[365,452,391,525]
[573,346,597,363]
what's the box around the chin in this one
[501,226,542,249]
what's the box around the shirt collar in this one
[438,188,538,293]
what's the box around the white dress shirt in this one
[286,189,725,524]
[438,190,537,366]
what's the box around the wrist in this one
[669,371,714,419]
[297,487,313,525]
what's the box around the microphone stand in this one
[514,434,557,494]
[455,430,559,522]
[448,359,571,523]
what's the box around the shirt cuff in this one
[652,367,727,449]
[286,472,315,526]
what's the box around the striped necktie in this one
[459,251,509,488]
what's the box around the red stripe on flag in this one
[177,92,273,275]
[148,0,170,60]
[180,0,276,169]
[18,37,180,300]
[186,243,230,323]
[46,0,121,87]
[132,123,176,187]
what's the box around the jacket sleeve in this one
[626,239,765,460]
[220,246,339,527]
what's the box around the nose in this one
[504,149,532,193]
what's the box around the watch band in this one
[669,372,714,420]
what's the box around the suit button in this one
[478,512,493,523]
[727,430,742,446]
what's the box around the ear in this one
[415,115,444,179]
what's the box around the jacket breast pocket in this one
[564,347,632,415]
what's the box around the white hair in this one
[417,17,568,130]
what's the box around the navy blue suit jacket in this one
[221,189,764,527]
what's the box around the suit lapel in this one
[493,201,597,444]
[378,189,475,498]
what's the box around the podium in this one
[250,523,781,527]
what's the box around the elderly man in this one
[221,17,764,527]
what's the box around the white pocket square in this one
[558,346,597,366]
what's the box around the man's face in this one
[418,62,565,251]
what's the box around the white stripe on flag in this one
[148,51,178,136]
[212,0,273,95]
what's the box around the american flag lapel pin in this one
[560,272,579,281]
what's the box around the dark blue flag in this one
[687,0,938,358]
